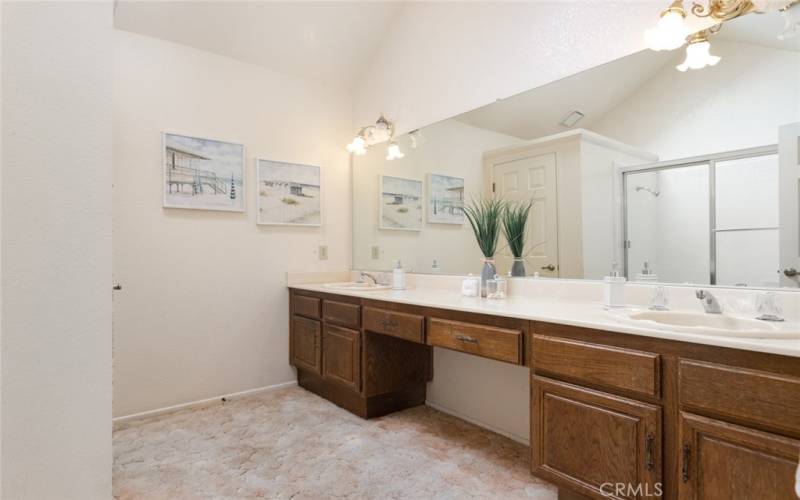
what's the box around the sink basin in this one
[322,282,392,292]
[607,309,800,339]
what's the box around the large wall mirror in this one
[352,12,800,289]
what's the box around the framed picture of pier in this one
[162,132,245,212]
[379,175,423,231]
[427,174,464,224]
[256,159,322,226]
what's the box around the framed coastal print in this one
[379,175,423,231]
[256,159,322,226]
[163,132,245,212]
[427,173,464,224]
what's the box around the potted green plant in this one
[463,196,505,296]
[502,200,533,277]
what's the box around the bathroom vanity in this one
[288,284,800,500]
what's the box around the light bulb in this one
[386,142,404,161]
[644,2,689,51]
[346,135,367,155]
[676,38,720,72]
[778,2,800,41]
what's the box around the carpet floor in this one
[113,385,557,499]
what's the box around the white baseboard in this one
[113,380,298,425]
[425,400,529,446]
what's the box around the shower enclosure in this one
[623,146,779,287]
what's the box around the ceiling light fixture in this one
[676,30,722,71]
[644,0,793,70]
[346,115,405,160]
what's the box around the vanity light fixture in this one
[778,0,800,39]
[644,0,691,51]
[346,114,404,159]
[676,30,721,71]
[386,141,405,161]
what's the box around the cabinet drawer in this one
[291,294,321,319]
[323,300,360,329]
[533,335,661,398]
[679,359,800,435]
[363,307,424,343]
[428,318,522,364]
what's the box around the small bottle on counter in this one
[603,261,626,309]
[461,274,479,297]
[392,260,406,290]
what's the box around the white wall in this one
[354,1,668,135]
[113,31,353,417]
[2,2,113,498]
[592,41,800,160]
[353,119,520,275]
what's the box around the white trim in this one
[425,400,529,446]
[113,381,298,425]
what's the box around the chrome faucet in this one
[360,271,379,285]
[695,289,723,314]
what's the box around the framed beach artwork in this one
[379,175,423,231]
[427,174,465,224]
[163,132,245,212]
[256,159,322,226]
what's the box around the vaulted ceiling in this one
[114,1,404,90]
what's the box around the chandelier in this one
[346,115,405,161]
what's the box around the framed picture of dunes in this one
[379,175,423,231]
[162,132,245,212]
[257,159,322,226]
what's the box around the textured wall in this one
[2,2,113,497]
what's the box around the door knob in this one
[784,268,798,277]
[541,264,555,271]
[112,283,122,291]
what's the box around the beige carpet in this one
[113,385,557,499]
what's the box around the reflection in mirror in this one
[352,12,800,289]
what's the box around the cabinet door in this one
[532,376,662,500]
[678,412,800,500]
[290,315,321,374]
[322,324,360,391]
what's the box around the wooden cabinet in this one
[290,315,321,374]
[322,324,360,391]
[532,376,662,499]
[678,412,800,500]
[363,306,425,343]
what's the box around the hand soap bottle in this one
[603,261,626,308]
[392,260,406,290]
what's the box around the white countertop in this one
[290,283,800,358]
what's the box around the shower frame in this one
[620,144,778,285]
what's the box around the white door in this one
[492,153,559,277]
[779,122,800,287]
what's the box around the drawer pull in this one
[681,444,691,482]
[455,334,479,344]
[645,433,655,471]
[380,317,399,331]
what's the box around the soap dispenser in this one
[392,260,406,290]
[603,262,626,308]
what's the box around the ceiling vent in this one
[560,110,585,128]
